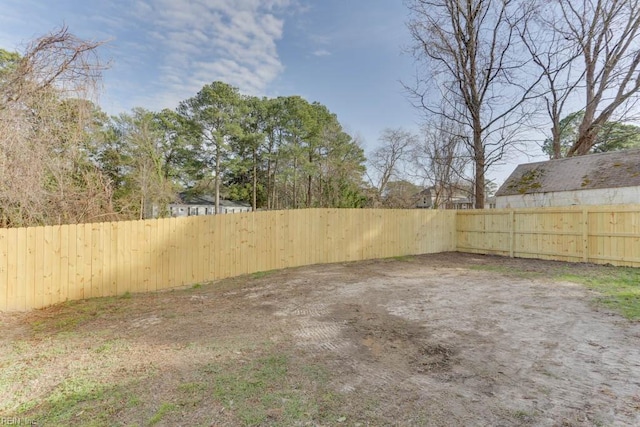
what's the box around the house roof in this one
[496,149,640,197]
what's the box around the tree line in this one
[4,0,640,227]
[0,28,370,227]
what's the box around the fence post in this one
[509,210,515,258]
[582,208,589,263]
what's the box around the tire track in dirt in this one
[238,255,640,425]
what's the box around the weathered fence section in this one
[0,209,456,311]
[457,205,640,267]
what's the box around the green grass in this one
[469,264,543,279]
[25,377,119,425]
[147,402,177,426]
[471,263,640,320]
[200,355,341,426]
[251,270,277,279]
[558,268,640,319]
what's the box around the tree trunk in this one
[569,130,598,156]
[252,147,257,211]
[307,149,313,208]
[292,157,297,209]
[271,157,279,210]
[551,118,561,159]
[215,144,220,214]
[473,127,485,209]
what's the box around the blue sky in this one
[0,0,541,185]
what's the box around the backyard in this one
[1,252,639,426]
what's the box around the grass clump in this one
[251,270,277,279]
[147,402,177,426]
[471,261,640,320]
[558,267,640,320]
[202,355,339,426]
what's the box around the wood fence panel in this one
[42,226,54,307]
[158,218,171,290]
[458,206,640,267]
[14,228,27,311]
[6,228,18,311]
[59,225,70,305]
[90,223,101,299]
[25,227,37,311]
[0,208,501,311]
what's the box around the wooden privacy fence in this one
[0,209,456,311]
[457,205,640,267]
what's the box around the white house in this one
[415,186,495,209]
[495,149,640,208]
[168,194,251,217]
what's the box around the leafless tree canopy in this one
[0,27,113,226]
[367,128,417,206]
[406,0,539,208]
[412,118,473,208]
[556,0,640,155]
[406,0,640,198]
[520,0,640,157]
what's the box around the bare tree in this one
[517,3,584,159]
[406,0,540,208]
[0,27,112,226]
[2,26,104,108]
[553,0,640,156]
[367,128,418,206]
[520,0,640,157]
[412,118,473,208]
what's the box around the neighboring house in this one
[415,188,434,209]
[168,194,251,217]
[495,149,640,208]
[414,186,494,209]
[443,197,496,210]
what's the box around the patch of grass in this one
[94,338,130,355]
[191,283,202,289]
[176,381,208,406]
[24,377,109,424]
[302,364,330,384]
[391,255,413,262]
[471,262,640,320]
[205,354,327,426]
[120,291,132,299]
[147,402,177,426]
[512,409,536,422]
[19,375,142,425]
[558,268,640,319]
[469,264,542,279]
[54,315,87,330]
[178,381,207,392]
[251,270,276,279]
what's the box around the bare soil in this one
[1,252,640,426]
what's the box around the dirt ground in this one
[2,252,640,426]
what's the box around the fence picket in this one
[1,207,639,311]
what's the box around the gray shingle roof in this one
[496,149,640,197]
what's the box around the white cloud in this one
[313,49,331,57]
[124,0,292,108]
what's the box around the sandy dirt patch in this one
[1,252,639,426]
